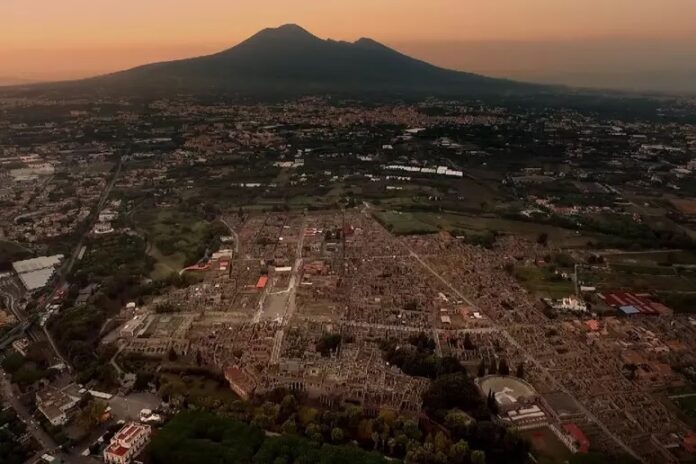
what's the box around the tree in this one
[471,449,486,464]
[167,348,177,362]
[281,418,297,434]
[279,394,297,421]
[486,390,499,415]
[537,232,549,247]
[403,419,421,441]
[463,333,475,350]
[423,372,484,414]
[306,423,323,443]
[444,409,473,435]
[498,358,510,376]
[488,358,497,375]
[134,372,153,391]
[331,427,345,443]
[515,362,524,379]
[477,359,486,377]
[433,431,449,454]
[195,350,203,366]
[449,440,469,464]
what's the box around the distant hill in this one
[19,24,548,97]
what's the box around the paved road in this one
[0,368,57,452]
[220,217,240,255]
[41,156,124,370]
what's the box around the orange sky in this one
[2,0,696,83]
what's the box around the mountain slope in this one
[32,25,548,97]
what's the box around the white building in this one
[36,387,80,426]
[103,422,152,464]
[12,255,64,291]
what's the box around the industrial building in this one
[12,254,64,291]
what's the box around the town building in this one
[36,386,80,426]
[103,422,152,464]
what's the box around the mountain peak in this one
[354,37,390,50]
[54,24,541,97]
[250,24,319,42]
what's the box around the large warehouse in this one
[12,255,64,291]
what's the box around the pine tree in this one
[499,358,510,376]
[463,333,475,350]
[477,358,486,377]
[516,362,524,379]
[486,390,499,415]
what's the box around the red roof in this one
[599,292,661,315]
[256,276,268,289]
[585,320,600,332]
[105,443,129,457]
[564,423,590,453]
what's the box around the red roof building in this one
[103,422,152,464]
[256,275,269,289]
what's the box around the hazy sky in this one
[2,0,696,91]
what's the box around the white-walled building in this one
[103,422,152,464]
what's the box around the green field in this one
[159,373,240,408]
[604,250,696,266]
[134,208,213,279]
[373,211,439,235]
[580,268,696,293]
[673,395,696,418]
[668,391,696,427]
[514,266,576,299]
[406,212,597,247]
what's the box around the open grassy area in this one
[373,211,439,235]
[580,268,696,293]
[673,395,696,419]
[665,388,696,428]
[159,373,240,409]
[604,250,696,266]
[408,212,596,248]
[513,265,575,299]
[134,207,214,279]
